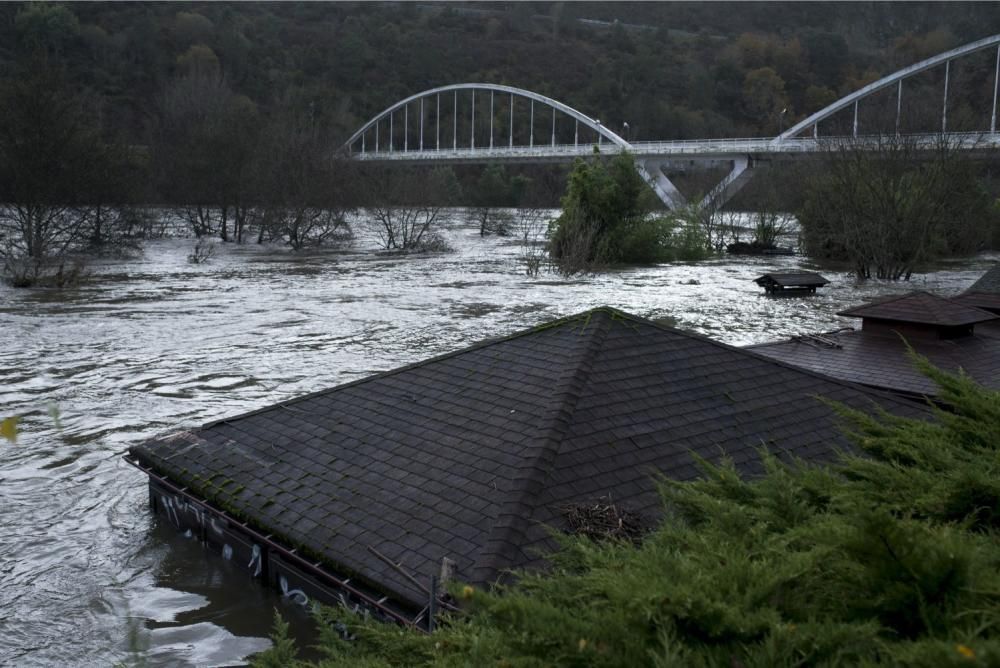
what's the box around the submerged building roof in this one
[130,308,923,611]
[751,329,1000,397]
[837,291,997,327]
[957,263,1000,315]
[753,291,1000,397]
[952,291,1000,315]
[966,262,1000,295]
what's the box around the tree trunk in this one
[219,205,229,242]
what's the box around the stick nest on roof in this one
[560,496,645,544]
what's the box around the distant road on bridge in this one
[351,132,1000,164]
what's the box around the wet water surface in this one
[1,216,995,666]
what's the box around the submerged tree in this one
[0,57,139,286]
[798,133,995,280]
[255,112,355,250]
[466,164,531,237]
[153,70,261,241]
[254,358,1000,667]
[548,152,713,273]
[361,166,463,252]
[547,151,650,272]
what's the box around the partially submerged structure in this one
[754,272,829,295]
[127,308,923,629]
[751,291,1000,398]
[953,262,1000,316]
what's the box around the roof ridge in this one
[199,308,618,430]
[836,290,932,317]
[468,310,614,584]
[603,308,922,413]
[965,262,1000,294]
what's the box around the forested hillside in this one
[1,2,998,144]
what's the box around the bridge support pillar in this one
[634,159,686,210]
[699,156,757,211]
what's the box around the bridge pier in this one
[699,156,758,211]
[634,158,686,210]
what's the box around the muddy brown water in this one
[1,214,995,666]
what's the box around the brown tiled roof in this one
[129,308,924,610]
[966,262,1000,294]
[750,328,1000,397]
[837,291,997,327]
[754,272,829,288]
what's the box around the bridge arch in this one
[343,83,631,154]
[776,33,1000,142]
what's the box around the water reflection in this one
[0,214,996,665]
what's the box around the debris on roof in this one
[560,496,645,544]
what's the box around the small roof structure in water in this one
[957,263,1000,315]
[965,262,1000,294]
[952,291,1000,316]
[752,292,1000,398]
[837,290,997,328]
[129,307,923,618]
[754,272,829,294]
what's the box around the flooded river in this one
[0,214,995,666]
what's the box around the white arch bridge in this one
[344,34,1000,210]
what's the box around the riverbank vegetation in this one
[255,359,1000,667]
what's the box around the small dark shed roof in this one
[754,272,829,288]
[966,262,1000,294]
[837,291,997,327]
[130,308,923,610]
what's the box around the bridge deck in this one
[351,132,999,163]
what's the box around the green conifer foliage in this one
[255,357,1000,667]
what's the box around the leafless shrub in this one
[361,166,462,252]
[187,238,215,264]
[515,207,551,277]
[3,254,89,288]
[254,111,356,249]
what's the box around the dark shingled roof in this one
[837,291,997,327]
[750,329,1000,397]
[966,262,1000,294]
[129,308,924,610]
[754,272,829,288]
[951,291,1000,315]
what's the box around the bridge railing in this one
[351,131,998,160]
